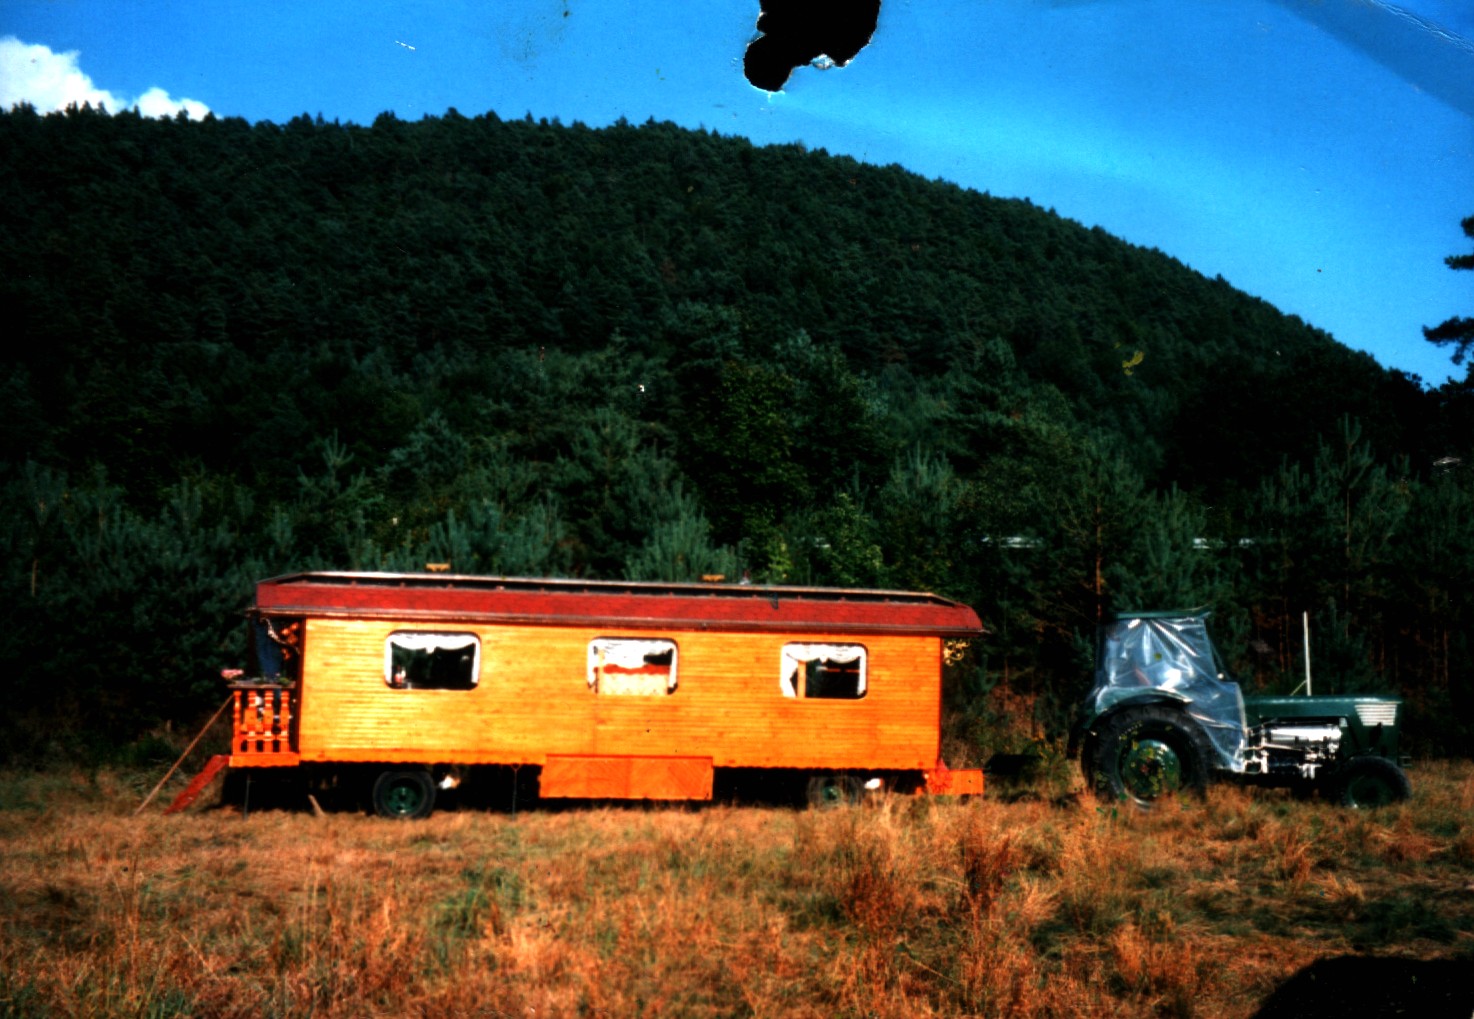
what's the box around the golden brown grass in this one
[1,762,1471,1017]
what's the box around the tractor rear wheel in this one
[1335,756,1411,809]
[1092,705,1213,808]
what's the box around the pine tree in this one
[1110,484,1221,611]
[624,484,738,582]
[874,447,965,595]
[1423,214,1474,372]
[1247,418,1409,691]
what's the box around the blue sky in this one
[3,0,1471,385]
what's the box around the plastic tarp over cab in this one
[1086,613,1247,773]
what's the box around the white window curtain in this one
[781,643,866,698]
[389,632,479,654]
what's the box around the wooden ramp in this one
[164,754,230,814]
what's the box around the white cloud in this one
[0,36,117,111]
[0,36,210,119]
[133,85,210,121]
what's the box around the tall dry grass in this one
[1,762,1471,1017]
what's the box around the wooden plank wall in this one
[296,619,943,769]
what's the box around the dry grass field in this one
[1,761,1472,1018]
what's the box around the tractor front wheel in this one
[1092,705,1213,808]
[1335,756,1411,809]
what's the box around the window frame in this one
[780,642,868,700]
[587,637,679,696]
[384,630,482,691]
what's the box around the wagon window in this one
[588,638,678,695]
[781,644,867,699]
[385,632,480,690]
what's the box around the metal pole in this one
[1303,611,1312,697]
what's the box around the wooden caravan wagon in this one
[176,572,985,818]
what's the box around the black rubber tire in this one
[1092,705,1213,808]
[1335,756,1411,809]
[371,770,437,819]
[806,773,863,809]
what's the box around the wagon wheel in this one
[1092,705,1213,808]
[371,770,437,819]
[1335,756,1411,809]
[806,773,863,809]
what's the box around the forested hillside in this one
[1,104,1469,761]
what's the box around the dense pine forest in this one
[2,104,1471,763]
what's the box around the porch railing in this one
[229,683,298,765]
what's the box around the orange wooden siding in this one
[295,618,942,769]
[541,755,714,799]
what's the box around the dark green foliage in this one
[681,357,807,548]
[1423,214,1474,370]
[0,106,1468,760]
[0,466,263,761]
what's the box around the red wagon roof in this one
[254,572,983,638]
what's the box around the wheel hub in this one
[382,780,426,816]
[1121,738,1183,799]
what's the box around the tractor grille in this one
[1355,703,1398,727]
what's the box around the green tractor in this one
[1074,611,1411,808]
